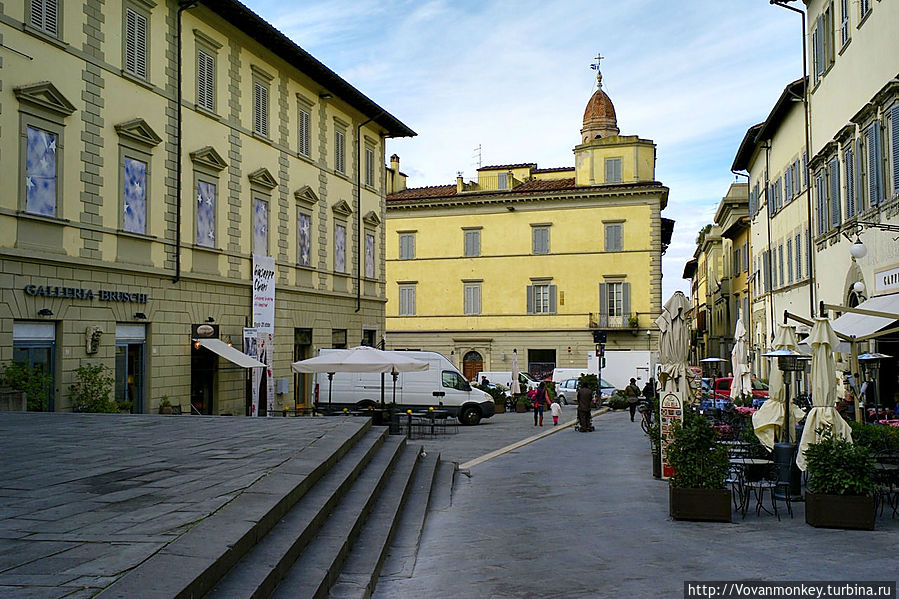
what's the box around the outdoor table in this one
[730,458,773,466]
[413,409,449,436]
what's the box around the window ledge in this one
[121,70,155,91]
[22,23,68,50]
[296,151,315,165]
[190,243,224,253]
[251,131,273,144]
[333,170,350,181]
[116,229,158,241]
[297,263,316,271]
[194,105,221,122]
[16,211,69,225]
[858,10,873,28]
[839,37,852,55]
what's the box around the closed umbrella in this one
[655,291,691,396]
[510,350,521,396]
[730,314,752,403]
[752,325,806,450]
[291,346,429,409]
[796,318,853,471]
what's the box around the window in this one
[197,49,215,112]
[845,145,857,218]
[442,370,468,391]
[785,165,794,201]
[828,157,841,228]
[605,157,622,183]
[497,172,509,190]
[399,284,416,316]
[122,157,147,234]
[254,198,268,256]
[24,126,59,217]
[598,281,630,327]
[297,212,311,266]
[124,7,149,79]
[860,0,870,20]
[335,128,346,173]
[795,233,802,280]
[298,102,311,157]
[815,171,826,235]
[196,180,216,247]
[840,0,850,46]
[399,233,415,260]
[365,233,375,278]
[464,283,481,315]
[787,239,794,284]
[865,122,882,206]
[532,226,550,254]
[527,283,556,314]
[29,0,59,37]
[733,246,741,277]
[742,241,749,272]
[253,80,269,137]
[604,223,623,251]
[464,229,480,257]
[332,329,347,349]
[793,158,802,195]
[891,104,899,196]
[364,146,375,187]
[334,223,346,273]
[778,245,785,288]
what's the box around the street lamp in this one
[762,347,805,501]
[858,351,892,423]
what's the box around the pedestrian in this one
[480,376,489,386]
[533,382,549,426]
[550,399,561,426]
[642,377,656,401]
[576,381,593,432]
[625,377,641,422]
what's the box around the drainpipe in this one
[355,111,385,313]
[771,0,815,319]
[174,1,199,283]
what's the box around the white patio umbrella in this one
[730,313,752,403]
[752,324,806,450]
[796,317,853,471]
[510,350,521,396]
[655,291,692,397]
[291,346,429,409]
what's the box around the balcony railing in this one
[589,313,635,329]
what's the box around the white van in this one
[475,371,540,392]
[314,350,495,425]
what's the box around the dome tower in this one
[580,58,619,143]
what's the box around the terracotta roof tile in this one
[476,163,537,171]
[387,184,457,201]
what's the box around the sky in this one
[245,0,803,301]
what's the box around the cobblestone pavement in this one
[374,409,899,599]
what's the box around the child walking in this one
[550,400,561,425]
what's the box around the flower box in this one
[669,486,732,522]
[805,492,874,530]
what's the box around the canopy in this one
[655,291,692,397]
[797,318,853,471]
[291,345,429,374]
[510,350,521,396]
[730,315,752,401]
[752,325,806,450]
[195,338,266,368]
[831,292,899,339]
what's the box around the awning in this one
[195,338,266,368]
[831,292,899,340]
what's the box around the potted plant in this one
[628,315,639,329]
[804,426,876,530]
[515,396,530,413]
[70,364,116,413]
[158,395,173,415]
[1,361,52,411]
[667,410,732,522]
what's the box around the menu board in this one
[660,390,684,480]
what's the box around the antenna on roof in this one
[473,144,482,169]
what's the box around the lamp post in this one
[858,351,892,423]
[762,347,805,501]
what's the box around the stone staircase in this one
[98,420,453,599]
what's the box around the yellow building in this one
[0,1,413,414]
[384,66,671,381]
[714,183,750,353]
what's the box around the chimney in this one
[390,154,400,173]
[456,174,464,193]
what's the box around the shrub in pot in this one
[667,410,732,522]
[804,426,876,530]
[70,364,116,413]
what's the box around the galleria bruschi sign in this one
[23,285,149,304]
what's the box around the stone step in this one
[375,451,440,582]
[205,428,390,598]
[97,420,372,599]
[327,445,424,599]
[429,459,456,512]
[270,435,408,599]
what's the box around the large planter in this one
[669,486,732,522]
[652,449,662,479]
[805,492,875,530]
[515,402,528,413]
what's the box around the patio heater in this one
[857,351,892,423]
[762,348,804,501]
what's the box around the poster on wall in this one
[252,254,275,416]
[660,389,684,480]
[244,328,259,416]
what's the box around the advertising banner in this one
[252,255,275,416]
[244,327,259,416]
[660,389,684,480]
[257,331,274,417]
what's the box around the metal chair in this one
[741,460,791,520]
[873,452,899,518]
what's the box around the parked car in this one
[555,377,617,405]
[701,377,769,409]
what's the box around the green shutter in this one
[549,285,557,314]
[598,283,608,327]
[526,285,535,314]
[622,283,631,319]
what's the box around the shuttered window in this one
[891,104,899,196]
[604,223,623,251]
[784,165,793,201]
[604,158,622,183]
[844,146,856,218]
[125,8,148,79]
[463,230,480,257]
[398,285,416,316]
[532,226,549,254]
[365,147,375,187]
[828,157,841,228]
[335,129,346,173]
[298,107,311,157]
[815,172,826,235]
[30,0,58,36]
[787,239,794,284]
[793,158,802,194]
[840,0,850,46]
[778,245,785,288]
[527,283,556,314]
[464,283,481,315]
[197,49,215,112]
[866,123,882,206]
[399,233,415,260]
[795,233,802,281]
[253,81,269,137]
[742,241,749,273]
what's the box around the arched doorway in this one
[462,350,483,382]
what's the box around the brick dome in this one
[581,73,619,143]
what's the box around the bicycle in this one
[637,399,653,434]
